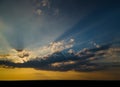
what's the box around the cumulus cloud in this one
[0,40,120,72]
[0,39,75,63]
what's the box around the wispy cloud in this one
[32,0,60,16]
[41,0,50,7]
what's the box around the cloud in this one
[0,40,120,72]
[41,0,50,7]
[32,0,50,15]
[92,47,120,63]
[68,49,75,54]
[51,61,76,67]
[32,0,60,16]
[90,41,101,48]
[0,39,75,63]
[34,9,42,15]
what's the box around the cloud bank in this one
[0,39,120,72]
[0,39,74,63]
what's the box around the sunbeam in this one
[0,0,120,80]
[0,33,11,54]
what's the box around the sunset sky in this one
[0,0,120,80]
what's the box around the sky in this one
[0,0,120,80]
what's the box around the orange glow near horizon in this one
[0,67,120,80]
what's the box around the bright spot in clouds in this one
[0,39,75,63]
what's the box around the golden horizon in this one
[0,67,120,80]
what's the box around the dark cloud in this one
[0,0,120,72]
[0,42,120,72]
